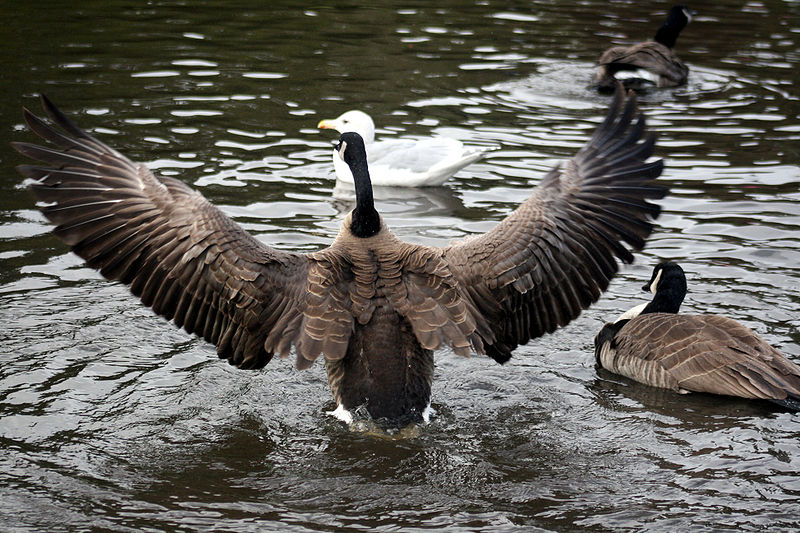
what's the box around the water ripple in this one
[2,0,800,531]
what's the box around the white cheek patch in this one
[650,268,663,295]
[337,140,348,162]
[683,8,692,24]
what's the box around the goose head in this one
[336,132,381,238]
[319,110,376,144]
[641,261,687,314]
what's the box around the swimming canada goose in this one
[595,262,800,411]
[14,87,665,426]
[595,5,692,92]
[317,110,488,187]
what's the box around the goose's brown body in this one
[598,313,800,402]
[311,214,484,423]
[595,5,691,91]
[14,88,666,424]
[596,41,689,90]
[595,262,800,411]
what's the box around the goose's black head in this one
[654,4,693,49]
[336,132,381,238]
[641,261,687,314]
[336,131,368,172]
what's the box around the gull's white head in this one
[318,110,376,144]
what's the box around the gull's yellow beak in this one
[317,119,336,130]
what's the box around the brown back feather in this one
[613,313,800,400]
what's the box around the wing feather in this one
[14,96,314,370]
[444,87,666,362]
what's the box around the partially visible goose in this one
[595,5,693,92]
[595,262,800,411]
[14,87,665,426]
[317,110,488,187]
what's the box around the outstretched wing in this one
[13,96,312,370]
[444,87,667,363]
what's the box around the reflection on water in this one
[1,0,800,531]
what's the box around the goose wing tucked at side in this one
[443,88,667,363]
[598,42,689,86]
[14,96,311,371]
[609,313,800,400]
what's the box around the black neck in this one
[654,8,687,49]
[349,155,381,239]
[642,282,685,314]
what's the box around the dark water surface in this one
[2,1,800,531]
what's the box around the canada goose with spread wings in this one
[14,87,665,426]
[595,5,692,92]
[595,262,800,411]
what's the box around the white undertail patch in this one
[327,402,434,426]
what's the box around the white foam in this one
[327,404,353,424]
[421,403,435,424]
[327,402,435,426]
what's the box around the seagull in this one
[317,110,489,187]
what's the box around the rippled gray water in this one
[1,1,799,531]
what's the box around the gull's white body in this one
[319,110,488,187]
